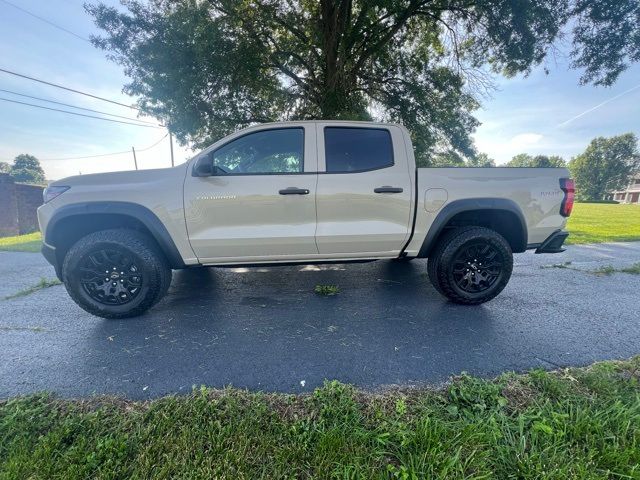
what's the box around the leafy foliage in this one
[314,284,340,296]
[8,154,45,184]
[507,154,566,168]
[87,0,640,165]
[0,161,11,174]
[568,133,640,201]
[571,0,640,86]
[2,358,640,478]
[467,152,495,167]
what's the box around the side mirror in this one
[192,154,213,177]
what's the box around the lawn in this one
[0,231,42,252]
[567,203,640,244]
[1,358,639,479]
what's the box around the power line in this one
[42,133,169,161]
[0,88,159,125]
[138,133,170,151]
[0,96,161,128]
[0,0,90,42]
[0,67,137,110]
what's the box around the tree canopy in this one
[467,153,495,168]
[568,133,639,202]
[9,154,46,184]
[506,154,566,168]
[88,0,640,165]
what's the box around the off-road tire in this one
[62,229,172,319]
[428,227,512,305]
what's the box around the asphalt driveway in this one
[1,242,639,399]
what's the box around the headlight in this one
[43,186,70,203]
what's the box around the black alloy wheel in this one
[62,229,171,319]
[79,248,144,305]
[428,226,513,305]
[451,242,504,294]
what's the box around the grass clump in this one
[592,263,640,276]
[314,284,340,296]
[620,262,640,274]
[1,358,639,478]
[3,277,62,300]
[567,203,640,244]
[0,232,42,252]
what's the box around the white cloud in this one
[509,133,543,147]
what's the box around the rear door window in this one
[324,127,393,173]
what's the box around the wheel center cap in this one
[110,272,120,279]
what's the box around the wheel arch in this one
[45,202,185,271]
[418,198,528,257]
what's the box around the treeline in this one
[0,155,46,185]
[436,133,639,202]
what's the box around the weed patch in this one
[1,358,639,478]
[3,277,62,300]
[314,284,340,296]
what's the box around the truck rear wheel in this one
[428,227,512,305]
[62,229,172,319]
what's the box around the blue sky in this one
[0,0,638,180]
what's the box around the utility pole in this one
[169,130,175,167]
[131,146,138,170]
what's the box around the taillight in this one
[560,178,575,217]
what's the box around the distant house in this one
[612,175,640,204]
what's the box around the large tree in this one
[506,154,566,168]
[87,0,640,165]
[467,152,495,168]
[9,154,46,184]
[568,133,640,202]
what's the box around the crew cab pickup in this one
[38,121,574,318]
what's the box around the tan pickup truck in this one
[38,121,574,318]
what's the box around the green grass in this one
[0,232,42,252]
[315,284,340,296]
[3,277,62,300]
[567,203,640,244]
[591,263,640,276]
[541,261,640,276]
[1,358,639,479]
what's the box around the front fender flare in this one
[45,201,185,269]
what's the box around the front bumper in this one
[535,230,569,254]
[41,243,62,280]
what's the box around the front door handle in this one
[279,187,310,195]
[374,186,403,194]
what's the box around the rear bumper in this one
[531,230,569,254]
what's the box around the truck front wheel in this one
[62,229,172,319]
[428,227,513,305]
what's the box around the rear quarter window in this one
[324,127,394,173]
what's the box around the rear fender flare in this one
[417,198,528,257]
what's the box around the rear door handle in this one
[279,187,310,195]
[374,186,403,193]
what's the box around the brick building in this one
[0,173,45,237]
